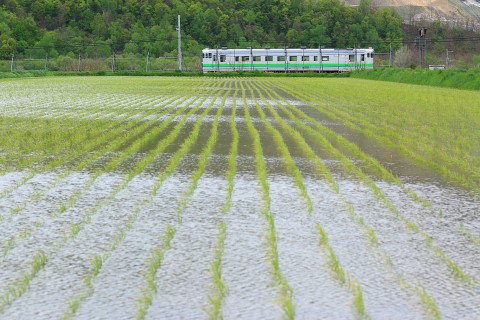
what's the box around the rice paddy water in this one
[0,76,479,319]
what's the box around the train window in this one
[235,56,239,62]
[302,56,309,62]
[349,55,354,62]
[202,53,204,58]
[314,56,318,61]
[213,55,216,62]
[242,56,249,62]
[371,53,374,58]
[289,56,297,62]
[361,54,365,62]
[220,55,226,62]
[253,56,261,62]
[278,56,285,61]
[266,56,273,62]
[322,56,329,61]
[208,53,212,59]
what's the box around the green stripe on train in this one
[202,63,374,68]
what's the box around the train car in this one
[201,47,374,73]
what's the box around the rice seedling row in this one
[260,80,431,207]
[318,100,480,192]
[0,86,198,239]
[204,220,228,320]
[275,79,480,192]
[270,81,476,282]
[249,79,455,317]
[0,79,197,170]
[0,76,478,319]
[241,80,296,319]
[202,82,239,318]
[56,80,229,319]
[260,80,480,267]
[0,90,172,192]
[135,80,231,319]
[247,79,371,315]
[0,89,207,259]
[176,81,232,220]
[316,224,369,318]
[246,78,440,318]
[245,80,313,214]
[0,81,202,188]
[0,80,225,312]
[222,80,239,213]
[0,94,124,151]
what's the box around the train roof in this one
[202,47,374,53]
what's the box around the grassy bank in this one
[352,68,480,90]
[0,70,350,79]
[0,70,202,79]
[3,68,480,90]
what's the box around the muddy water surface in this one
[0,77,479,319]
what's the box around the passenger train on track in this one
[202,47,374,73]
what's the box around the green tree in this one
[0,0,406,57]
[0,37,17,59]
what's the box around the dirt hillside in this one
[343,0,480,26]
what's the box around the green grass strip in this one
[1,93,156,171]
[317,224,370,319]
[256,79,443,316]
[248,77,376,319]
[61,81,228,319]
[0,84,208,257]
[61,211,140,319]
[176,80,232,221]
[0,250,47,313]
[136,225,176,320]
[277,79,479,192]
[272,81,475,282]
[0,80,225,313]
[0,90,178,206]
[240,79,295,319]
[204,221,228,320]
[245,79,313,214]
[151,81,229,198]
[223,80,239,213]
[458,226,480,247]
[133,80,230,318]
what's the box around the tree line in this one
[0,0,404,60]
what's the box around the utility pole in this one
[446,49,453,68]
[250,44,253,71]
[319,46,322,73]
[419,27,427,68]
[10,54,14,72]
[146,51,150,72]
[112,51,116,72]
[301,46,306,72]
[389,42,392,68]
[177,15,182,71]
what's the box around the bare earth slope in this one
[344,0,480,25]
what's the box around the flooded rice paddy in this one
[0,76,479,319]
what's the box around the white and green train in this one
[202,47,374,73]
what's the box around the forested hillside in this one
[0,0,403,59]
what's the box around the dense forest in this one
[0,0,404,60]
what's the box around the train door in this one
[202,51,213,72]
